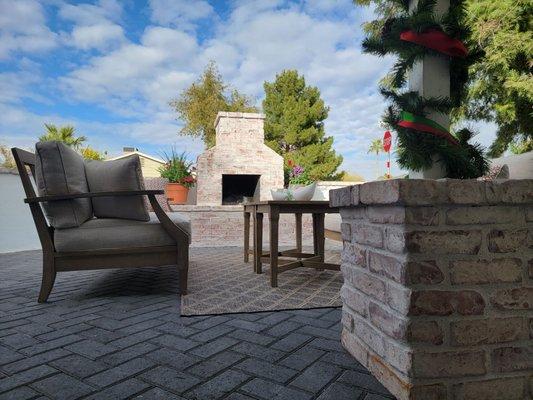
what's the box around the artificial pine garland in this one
[362,0,488,178]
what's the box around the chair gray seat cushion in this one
[54,212,190,252]
[324,213,341,233]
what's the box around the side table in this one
[243,201,340,287]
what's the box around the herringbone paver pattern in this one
[0,249,395,400]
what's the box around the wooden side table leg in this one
[312,213,319,256]
[317,213,325,263]
[295,212,302,254]
[254,212,263,274]
[270,207,279,287]
[244,210,251,263]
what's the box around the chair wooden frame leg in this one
[178,243,189,295]
[38,254,56,303]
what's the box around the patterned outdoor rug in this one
[182,245,343,316]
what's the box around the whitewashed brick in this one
[446,206,524,225]
[450,258,522,284]
[196,112,283,205]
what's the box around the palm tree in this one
[39,124,87,149]
[367,138,383,179]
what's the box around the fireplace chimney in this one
[195,112,284,206]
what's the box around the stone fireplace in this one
[196,112,284,206]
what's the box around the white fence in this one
[0,172,40,253]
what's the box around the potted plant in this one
[272,160,316,201]
[287,160,312,187]
[159,149,195,205]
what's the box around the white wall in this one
[313,181,362,200]
[0,173,40,253]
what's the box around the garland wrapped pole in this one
[361,0,488,178]
[407,0,450,178]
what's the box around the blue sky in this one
[0,0,496,180]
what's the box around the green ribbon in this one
[400,111,449,134]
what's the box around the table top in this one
[245,200,330,205]
[243,200,338,213]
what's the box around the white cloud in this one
[60,26,199,117]
[0,103,68,150]
[31,0,398,177]
[69,23,124,50]
[58,0,125,51]
[303,0,353,13]
[149,0,214,29]
[58,0,122,26]
[0,0,57,59]
[4,0,488,181]
[0,70,44,104]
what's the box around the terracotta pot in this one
[165,183,189,205]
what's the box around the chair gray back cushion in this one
[35,141,93,229]
[85,155,150,221]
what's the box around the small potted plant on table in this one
[159,149,195,205]
[272,160,316,201]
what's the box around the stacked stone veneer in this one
[330,179,532,400]
[196,112,284,205]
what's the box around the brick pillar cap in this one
[329,179,533,207]
[214,112,265,128]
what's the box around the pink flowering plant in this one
[287,159,312,186]
[159,148,196,188]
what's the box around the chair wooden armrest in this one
[25,190,164,203]
[148,194,191,293]
[148,195,191,244]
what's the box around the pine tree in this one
[263,70,343,181]
[463,0,532,157]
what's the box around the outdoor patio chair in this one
[11,146,190,303]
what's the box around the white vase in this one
[270,182,316,201]
[271,189,288,200]
[290,182,316,201]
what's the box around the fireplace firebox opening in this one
[222,174,260,205]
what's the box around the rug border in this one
[180,304,341,318]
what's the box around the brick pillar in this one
[331,179,533,400]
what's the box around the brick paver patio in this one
[0,248,394,400]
